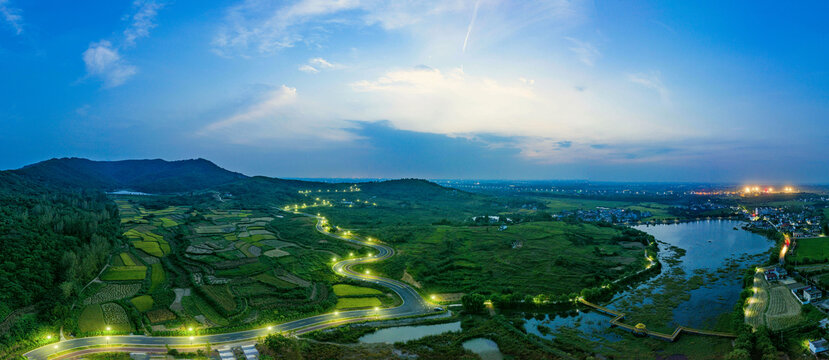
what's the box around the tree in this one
[724,349,750,360]
[263,333,303,360]
[461,294,486,314]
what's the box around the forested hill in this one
[15,157,247,194]
[0,171,120,355]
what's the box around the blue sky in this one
[1,1,828,182]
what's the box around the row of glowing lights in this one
[741,186,796,193]
[283,199,377,211]
[298,187,361,194]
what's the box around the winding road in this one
[25,213,433,360]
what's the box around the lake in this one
[525,220,774,339]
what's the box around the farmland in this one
[78,305,106,333]
[74,197,375,334]
[791,237,829,263]
[335,297,382,310]
[83,284,142,305]
[131,295,154,312]
[764,286,803,331]
[100,266,147,281]
[333,284,383,296]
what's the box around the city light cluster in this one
[740,185,796,194]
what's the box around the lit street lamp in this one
[189,336,194,345]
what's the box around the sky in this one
[1,1,828,183]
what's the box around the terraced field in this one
[78,197,378,335]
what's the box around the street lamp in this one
[365,270,370,275]
[373,307,379,312]
[189,336,194,345]
[105,326,111,331]
[334,311,339,316]
[46,335,52,340]
[106,336,110,347]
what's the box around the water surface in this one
[462,338,503,360]
[358,322,461,344]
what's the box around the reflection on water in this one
[462,338,503,360]
[357,322,461,344]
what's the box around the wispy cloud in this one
[82,41,138,88]
[83,1,164,87]
[462,0,481,53]
[627,71,670,104]
[298,57,343,74]
[124,0,164,47]
[565,37,599,66]
[213,0,362,56]
[198,84,358,146]
[298,64,319,73]
[213,0,588,57]
[0,0,23,35]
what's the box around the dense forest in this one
[0,172,120,357]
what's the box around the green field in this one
[101,266,147,281]
[149,263,165,292]
[78,305,106,333]
[792,237,829,262]
[333,284,382,296]
[159,217,178,227]
[335,297,382,309]
[215,262,270,277]
[119,252,136,266]
[182,295,229,326]
[373,221,646,296]
[130,295,154,312]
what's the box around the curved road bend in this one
[25,213,433,360]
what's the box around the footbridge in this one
[578,298,736,342]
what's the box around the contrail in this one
[463,0,481,53]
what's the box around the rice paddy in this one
[101,266,147,281]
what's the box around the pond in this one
[358,321,461,344]
[524,220,774,339]
[462,338,503,360]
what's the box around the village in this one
[742,205,825,238]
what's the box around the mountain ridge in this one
[15,157,248,194]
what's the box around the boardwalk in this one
[578,298,736,342]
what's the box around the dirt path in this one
[744,273,769,328]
